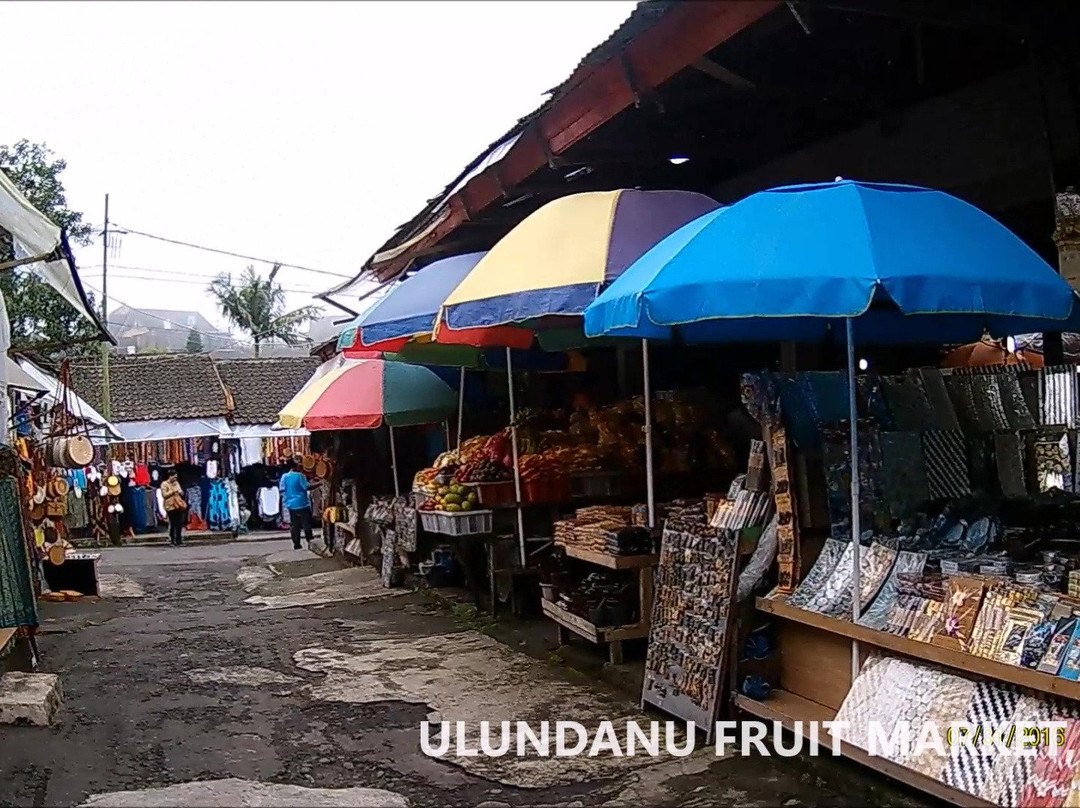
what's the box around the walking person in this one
[160,469,188,547]
[279,459,314,550]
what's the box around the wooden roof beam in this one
[692,57,757,89]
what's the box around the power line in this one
[82,281,325,348]
[107,223,354,280]
[94,270,325,296]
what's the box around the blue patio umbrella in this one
[584,180,1079,343]
[583,179,1080,678]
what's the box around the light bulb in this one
[668,156,689,166]
[858,358,869,371]
[1006,336,1017,353]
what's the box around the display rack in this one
[731,690,992,807]
[543,544,657,664]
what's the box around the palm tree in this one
[207,264,321,357]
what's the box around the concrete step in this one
[0,672,62,726]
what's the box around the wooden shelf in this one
[561,545,659,570]
[756,594,1080,702]
[733,690,992,808]
[541,599,649,643]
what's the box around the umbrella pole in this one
[506,347,526,566]
[457,366,466,451]
[642,339,656,528]
[389,425,401,497]
[845,318,861,681]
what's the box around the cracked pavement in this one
[0,539,937,807]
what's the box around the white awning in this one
[0,170,112,342]
[15,357,123,441]
[110,416,233,442]
[227,423,309,439]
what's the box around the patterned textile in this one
[989,695,1056,806]
[1035,433,1071,492]
[879,431,929,518]
[0,477,37,628]
[944,374,983,434]
[1042,366,1078,428]
[901,667,975,779]
[857,542,899,615]
[994,432,1028,499]
[998,370,1037,430]
[821,433,852,540]
[966,435,993,495]
[786,539,846,609]
[858,550,928,630]
[922,430,972,500]
[942,680,1020,800]
[881,375,935,431]
[393,497,417,552]
[932,576,986,653]
[1023,717,1080,808]
[804,540,855,616]
[833,655,896,752]
[970,373,1009,431]
[919,368,962,430]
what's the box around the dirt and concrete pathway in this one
[0,540,939,807]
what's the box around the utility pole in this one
[100,194,111,422]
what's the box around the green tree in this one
[207,264,320,358]
[0,140,99,353]
[185,329,204,353]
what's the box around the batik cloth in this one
[922,430,973,500]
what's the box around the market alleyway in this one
[0,541,938,807]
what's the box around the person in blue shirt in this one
[279,460,314,550]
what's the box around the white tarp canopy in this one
[6,357,46,393]
[15,357,123,442]
[229,423,308,439]
[0,169,111,340]
[110,416,232,443]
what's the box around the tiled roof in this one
[67,354,321,425]
[216,357,320,425]
[68,354,229,422]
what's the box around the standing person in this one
[279,459,314,550]
[160,469,188,547]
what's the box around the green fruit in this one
[467,492,477,503]
[444,503,462,512]
[444,493,462,505]
[461,501,473,511]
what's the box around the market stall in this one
[584,179,1080,805]
[277,353,457,577]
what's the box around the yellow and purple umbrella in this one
[434,189,718,347]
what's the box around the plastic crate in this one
[423,509,494,536]
[418,510,442,533]
[570,471,622,499]
[474,481,516,507]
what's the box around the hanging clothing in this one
[206,460,219,479]
[133,464,151,486]
[239,438,262,468]
[207,480,230,530]
[257,486,280,519]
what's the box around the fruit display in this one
[410,391,735,507]
[456,458,512,483]
[416,481,479,512]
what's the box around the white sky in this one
[2,0,636,339]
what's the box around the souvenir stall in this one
[226,426,312,533]
[584,179,1080,806]
[277,354,458,578]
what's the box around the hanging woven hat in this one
[29,502,45,522]
[47,544,66,565]
[302,454,317,472]
[106,475,120,488]
[315,459,329,479]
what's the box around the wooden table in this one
[545,545,658,664]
